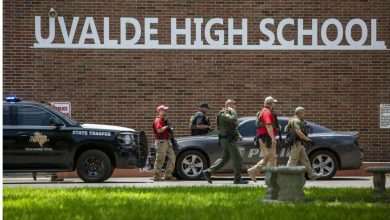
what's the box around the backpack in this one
[255,109,267,128]
[285,117,306,147]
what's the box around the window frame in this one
[13,104,66,127]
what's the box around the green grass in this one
[3,186,390,220]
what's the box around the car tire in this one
[104,168,115,181]
[76,150,112,183]
[309,150,338,179]
[176,150,208,180]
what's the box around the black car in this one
[149,117,363,180]
[3,97,148,183]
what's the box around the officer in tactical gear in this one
[203,99,248,184]
[152,105,177,181]
[286,107,320,180]
[247,96,280,182]
[190,102,211,136]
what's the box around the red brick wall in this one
[3,0,390,161]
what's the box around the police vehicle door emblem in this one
[29,132,49,147]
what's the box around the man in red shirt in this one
[152,105,176,181]
[247,96,280,182]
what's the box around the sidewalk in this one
[54,161,390,179]
[3,176,390,189]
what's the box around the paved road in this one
[3,176,390,189]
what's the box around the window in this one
[238,121,257,137]
[16,105,56,126]
[3,106,10,125]
[278,120,288,135]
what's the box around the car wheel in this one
[104,168,115,181]
[176,150,208,180]
[76,150,112,183]
[309,150,338,179]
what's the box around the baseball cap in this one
[156,105,169,112]
[199,102,210,109]
[264,96,277,105]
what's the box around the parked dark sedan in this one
[149,117,363,180]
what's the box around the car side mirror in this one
[49,118,63,128]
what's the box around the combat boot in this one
[203,170,212,184]
[233,177,249,184]
[153,175,164,182]
[309,173,321,181]
[164,176,177,181]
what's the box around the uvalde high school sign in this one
[34,17,387,50]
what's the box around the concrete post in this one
[262,166,307,202]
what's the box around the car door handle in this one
[16,132,29,137]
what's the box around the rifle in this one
[273,113,283,146]
[165,119,180,152]
[277,126,283,145]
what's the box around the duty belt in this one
[218,133,235,143]
[257,134,272,148]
